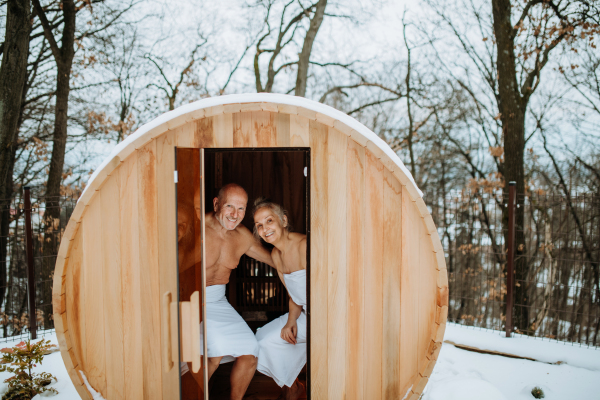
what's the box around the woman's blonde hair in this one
[251,197,292,241]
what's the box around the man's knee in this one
[208,356,222,368]
[236,354,258,368]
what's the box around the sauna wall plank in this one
[418,224,437,377]
[327,128,347,400]
[364,150,384,399]
[419,227,438,376]
[253,111,277,146]
[213,114,234,147]
[118,154,144,399]
[156,131,180,398]
[290,115,309,147]
[65,230,85,373]
[82,197,107,396]
[137,141,163,399]
[233,112,254,147]
[382,169,402,399]
[309,120,327,400]
[275,113,290,147]
[176,123,197,148]
[400,187,418,395]
[195,118,214,147]
[100,175,125,400]
[346,139,365,400]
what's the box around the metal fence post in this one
[24,187,37,340]
[505,181,516,338]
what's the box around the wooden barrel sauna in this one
[52,93,449,400]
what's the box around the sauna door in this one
[175,147,209,399]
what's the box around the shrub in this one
[0,339,58,400]
[531,386,545,399]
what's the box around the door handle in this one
[190,291,201,373]
[177,291,202,373]
[162,292,174,372]
[162,291,202,373]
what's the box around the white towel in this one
[256,269,307,387]
[181,284,259,375]
[202,284,259,363]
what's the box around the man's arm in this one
[245,239,274,267]
[238,224,274,267]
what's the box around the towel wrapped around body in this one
[181,284,259,375]
[255,269,307,387]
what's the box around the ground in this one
[0,323,597,399]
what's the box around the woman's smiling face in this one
[254,207,287,244]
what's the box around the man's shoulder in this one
[233,223,254,242]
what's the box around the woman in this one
[253,198,306,400]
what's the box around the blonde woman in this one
[253,198,306,400]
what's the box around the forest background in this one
[0,0,599,342]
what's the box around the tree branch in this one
[31,0,61,63]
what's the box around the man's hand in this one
[281,322,297,345]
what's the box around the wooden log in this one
[400,187,418,396]
[137,141,163,398]
[118,154,144,399]
[327,127,347,400]
[364,149,384,399]
[100,174,124,400]
[382,169,402,399]
[346,139,365,400]
[156,130,180,397]
[82,196,107,396]
[309,120,328,400]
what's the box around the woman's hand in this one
[281,322,298,345]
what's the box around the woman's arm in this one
[281,297,303,345]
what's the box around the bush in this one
[0,339,58,400]
[531,386,545,399]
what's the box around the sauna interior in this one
[177,148,309,400]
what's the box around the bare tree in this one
[295,0,326,96]
[421,0,600,331]
[252,0,328,95]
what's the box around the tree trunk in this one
[0,0,31,223]
[295,0,327,97]
[33,0,77,329]
[0,142,18,314]
[492,0,529,332]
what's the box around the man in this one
[179,183,273,400]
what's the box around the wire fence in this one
[0,187,598,348]
[0,188,77,343]
[426,190,600,347]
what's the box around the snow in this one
[79,371,106,400]
[1,324,599,399]
[443,323,600,371]
[425,377,507,400]
[424,323,600,400]
[80,93,422,200]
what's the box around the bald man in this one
[179,183,273,400]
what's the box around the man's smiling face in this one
[214,187,248,231]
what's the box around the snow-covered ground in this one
[424,324,600,400]
[0,324,598,399]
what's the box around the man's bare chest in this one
[204,233,247,270]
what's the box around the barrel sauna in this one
[52,93,449,400]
